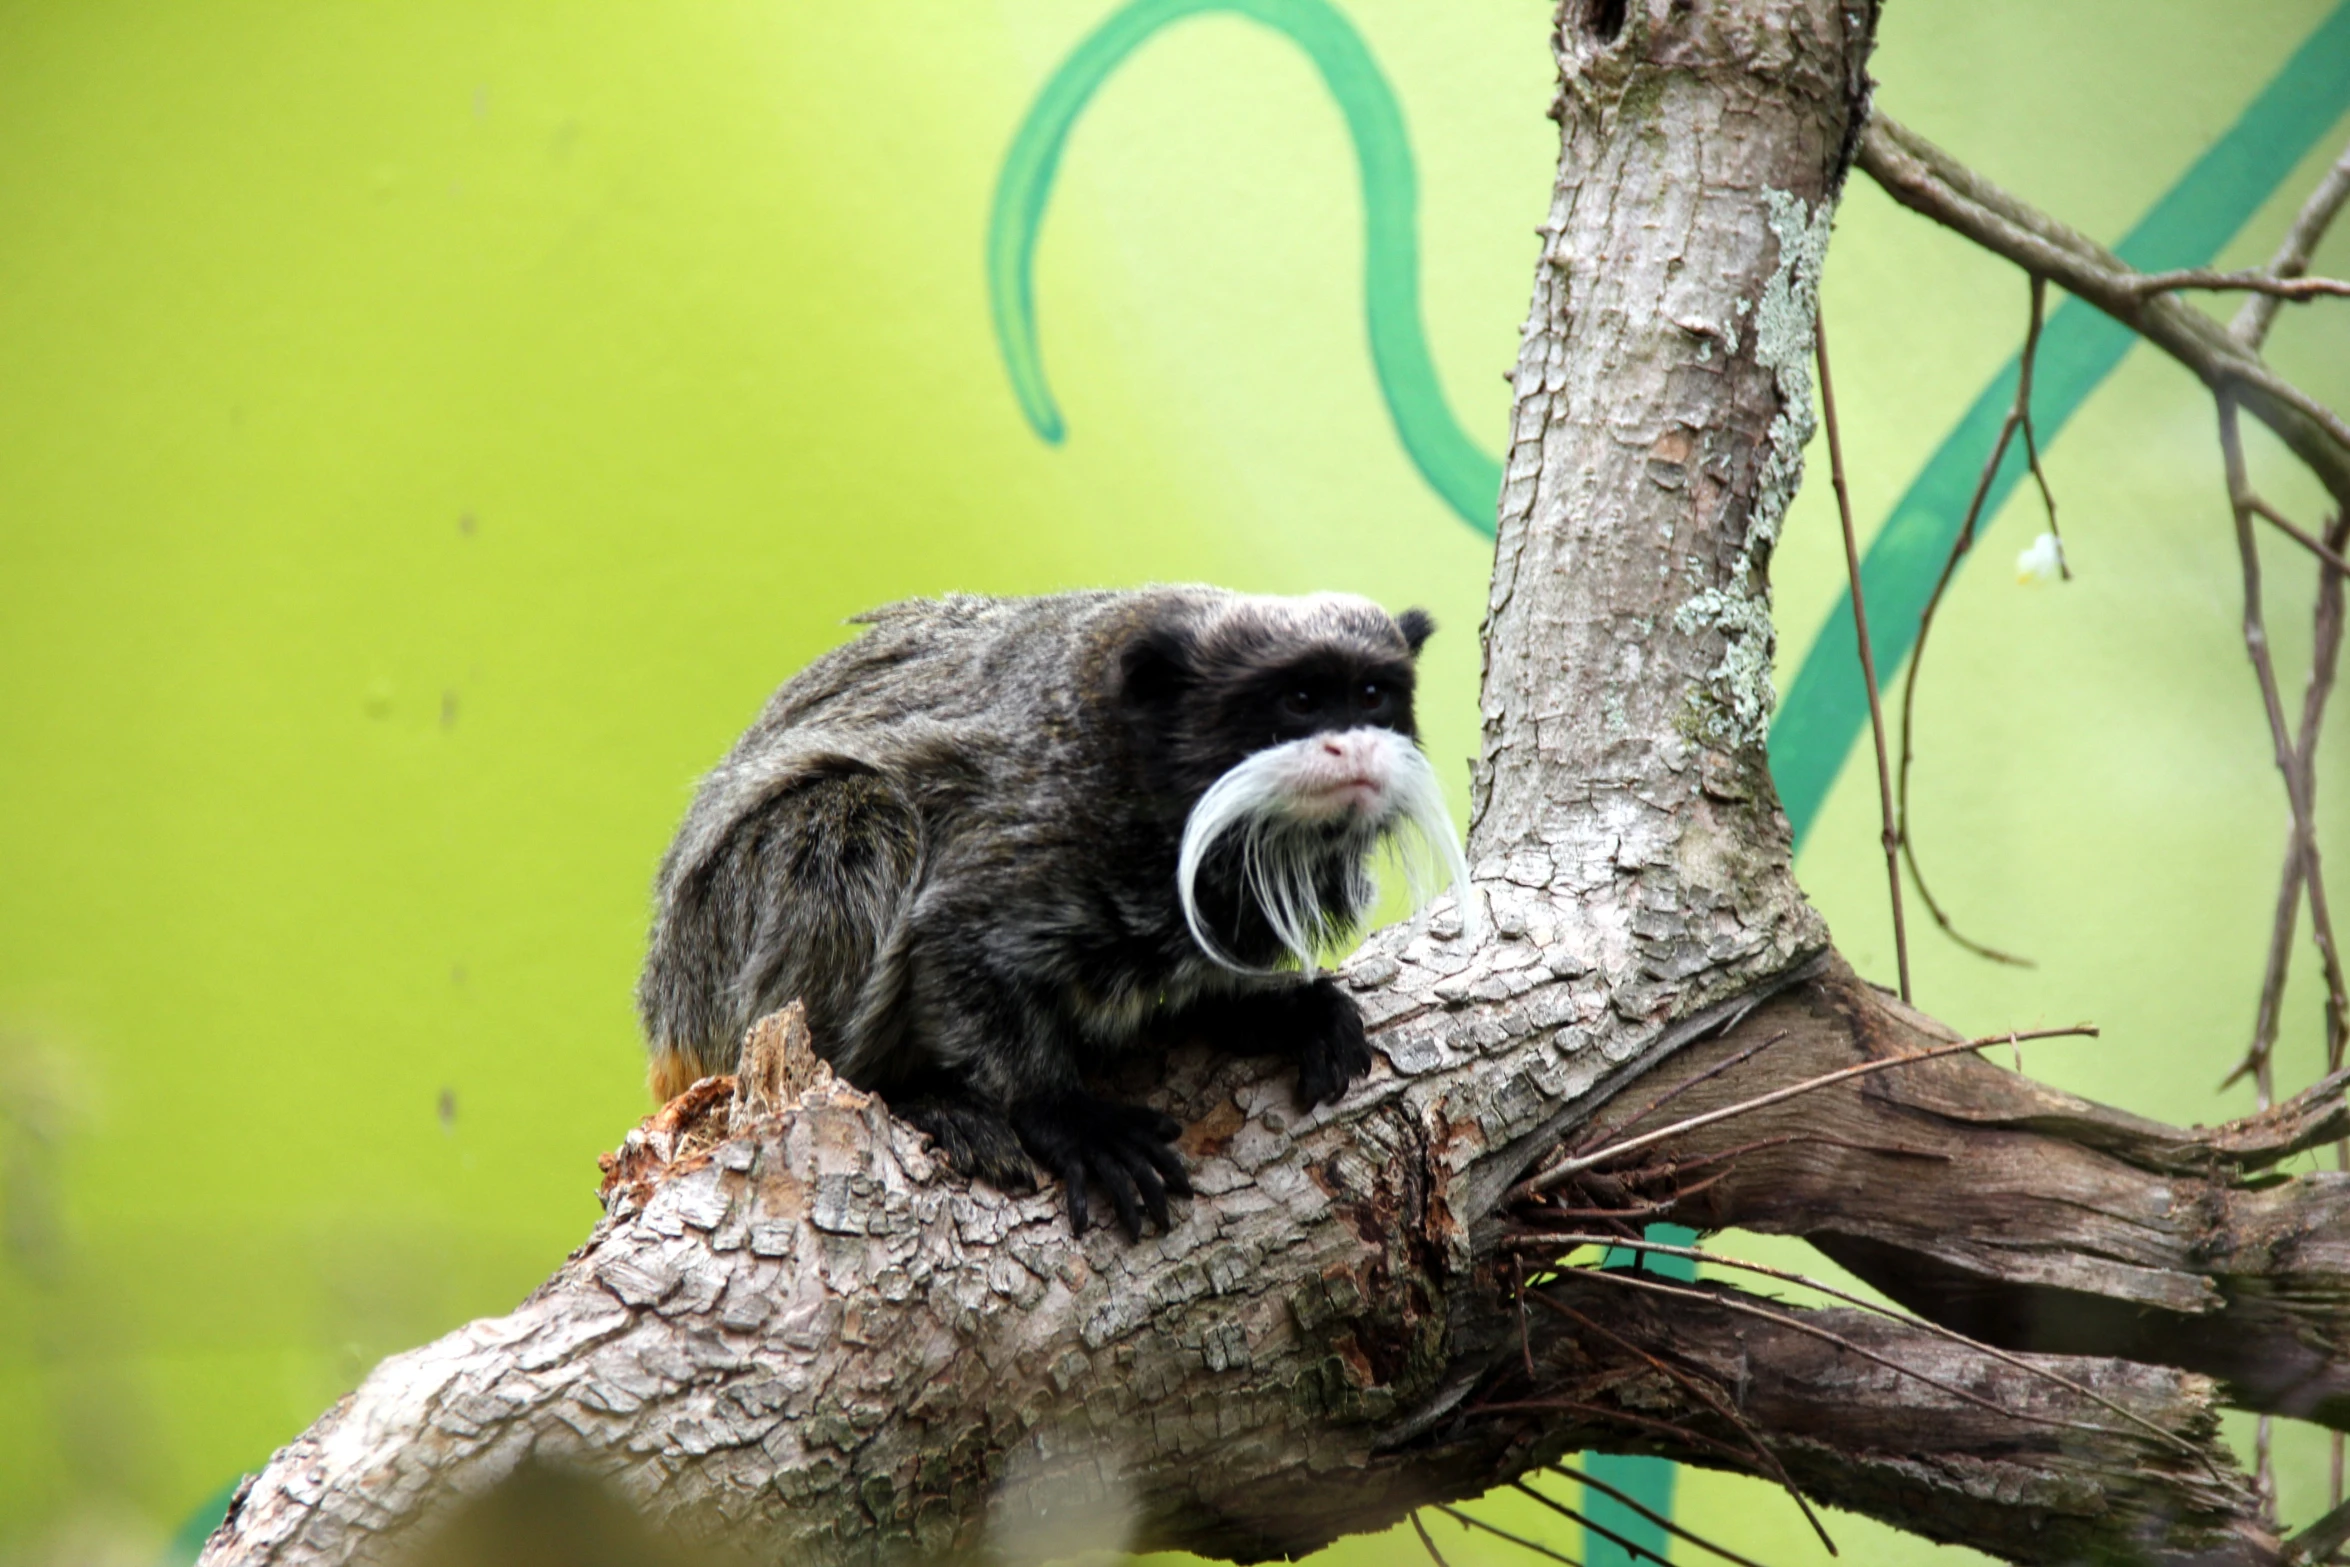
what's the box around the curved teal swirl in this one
[986,0,1504,536]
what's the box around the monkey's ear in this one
[1396,607,1436,655]
[1119,625,1197,710]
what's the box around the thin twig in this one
[1540,1136,1943,1234]
[1574,1030,1791,1154]
[1410,1511,1456,1567]
[1515,1026,2097,1199]
[1516,1255,1536,1379]
[1465,1396,1763,1473]
[2222,398,2350,1094]
[1544,1464,1778,1567]
[2236,139,2350,350]
[2248,496,2350,580]
[1524,1292,1838,1553]
[1529,1200,1684,1224]
[1510,1480,1675,1567]
[1508,1231,2220,1476]
[2215,142,2350,1491]
[2286,1486,2350,1565]
[1563,1266,2149,1451]
[1858,114,2350,504]
[2228,505,2350,1092]
[2259,1409,2280,1533]
[2126,268,2350,301]
[1429,1505,1585,1567]
[1817,313,1911,1000]
[1896,276,2053,970]
[1523,1293,1773,1454]
[2012,276,2068,578]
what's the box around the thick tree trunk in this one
[198,3,2342,1564]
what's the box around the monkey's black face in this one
[1127,597,1466,972]
[1119,601,1433,816]
[1223,651,1417,754]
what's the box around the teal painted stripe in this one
[158,1479,242,1567]
[1580,1224,1698,1567]
[986,0,1504,535]
[1771,2,2350,847]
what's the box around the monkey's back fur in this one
[637,585,1415,1111]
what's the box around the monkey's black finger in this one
[1100,1161,1145,1243]
[1308,1046,1370,1107]
[1145,1109,1183,1143]
[1135,1134,1193,1199]
[1140,1174,1170,1233]
[1108,1142,1171,1233]
[1059,1160,1092,1237]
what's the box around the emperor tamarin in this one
[636,586,1473,1237]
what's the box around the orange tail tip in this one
[646,1050,703,1106]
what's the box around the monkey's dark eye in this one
[1361,681,1387,710]
[1281,688,1321,718]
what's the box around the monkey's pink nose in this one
[1279,728,1396,822]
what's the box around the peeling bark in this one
[197,3,2335,1564]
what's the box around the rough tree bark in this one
[198,3,2350,1564]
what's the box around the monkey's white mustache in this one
[1176,727,1478,973]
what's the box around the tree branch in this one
[2128,269,2350,303]
[1551,961,2350,1429]
[1857,112,2350,507]
[2236,139,2350,350]
[1463,1269,2270,1567]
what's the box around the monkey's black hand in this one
[1169,977,1372,1109]
[1010,1092,1193,1241]
[897,1096,1038,1195]
[1287,977,1372,1109]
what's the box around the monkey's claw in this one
[1011,1092,1193,1241]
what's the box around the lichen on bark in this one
[1674,186,1835,749]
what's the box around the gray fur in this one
[636,586,1444,1199]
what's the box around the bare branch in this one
[1895,275,2049,972]
[1508,1271,2271,1566]
[1541,1464,1777,1567]
[1410,1512,1457,1567]
[2222,398,2350,1094]
[1563,1264,2151,1448]
[1509,1231,2218,1473]
[2237,140,2350,349]
[2228,506,2350,1092]
[1564,967,2350,1430]
[2127,268,2350,302]
[1859,112,2350,506]
[1815,314,1910,1001]
[1429,1506,1584,1567]
[2251,499,2350,581]
[1516,1024,2097,1198]
[1510,1480,1671,1567]
[1521,1289,1835,1552]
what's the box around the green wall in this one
[0,3,2345,1563]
